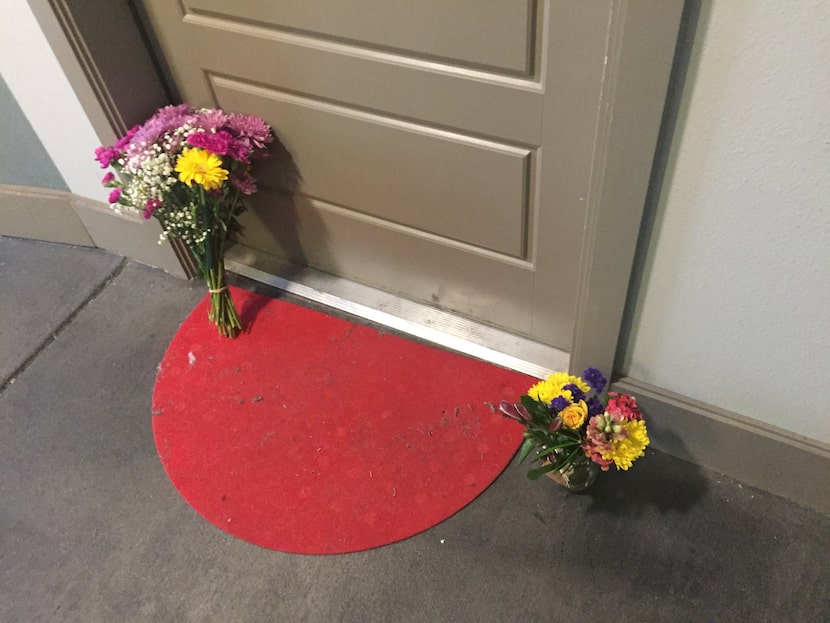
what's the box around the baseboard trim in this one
[0,185,186,277]
[0,185,94,246]
[612,376,830,515]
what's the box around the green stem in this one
[200,189,242,338]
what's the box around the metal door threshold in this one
[225,246,567,379]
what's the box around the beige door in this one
[137,1,660,350]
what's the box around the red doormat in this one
[152,287,533,554]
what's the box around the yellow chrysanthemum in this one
[527,372,590,404]
[175,147,228,191]
[602,420,650,470]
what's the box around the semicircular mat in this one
[152,287,533,554]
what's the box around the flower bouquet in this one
[95,104,274,337]
[499,368,649,489]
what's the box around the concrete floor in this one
[1,235,828,622]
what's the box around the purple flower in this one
[130,104,194,150]
[195,108,228,132]
[143,198,161,219]
[225,139,250,163]
[550,396,569,413]
[108,187,122,204]
[101,171,115,185]
[230,170,257,195]
[227,113,273,151]
[582,367,607,395]
[587,396,604,417]
[562,383,585,403]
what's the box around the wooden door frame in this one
[37,0,684,379]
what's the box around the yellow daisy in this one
[175,147,228,191]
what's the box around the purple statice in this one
[582,367,607,395]
[587,396,605,417]
[549,396,569,414]
[230,170,257,195]
[562,384,585,403]
[227,113,273,152]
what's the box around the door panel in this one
[138,1,615,348]
[172,12,544,145]
[188,0,536,75]
[213,77,531,256]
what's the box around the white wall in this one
[622,1,830,444]
[0,0,107,201]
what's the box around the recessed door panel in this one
[185,0,536,75]
[213,76,530,257]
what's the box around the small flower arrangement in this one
[499,367,649,483]
[95,104,274,337]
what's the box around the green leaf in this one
[526,462,559,480]
[520,395,550,427]
[535,441,579,458]
[516,438,537,464]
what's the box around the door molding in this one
[568,0,684,376]
[40,0,684,377]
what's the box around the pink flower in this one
[581,411,627,471]
[113,125,140,150]
[606,392,642,421]
[143,198,161,219]
[95,146,119,168]
[101,172,115,185]
[188,130,251,163]
[108,187,122,204]
[187,130,232,155]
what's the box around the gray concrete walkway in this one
[1,235,828,622]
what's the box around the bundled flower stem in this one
[95,104,274,337]
[203,236,240,338]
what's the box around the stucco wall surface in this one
[622,1,830,443]
[0,0,105,201]
[0,74,67,190]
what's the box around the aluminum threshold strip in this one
[225,252,567,379]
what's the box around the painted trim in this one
[71,197,186,277]
[0,185,94,246]
[613,376,830,515]
[26,0,195,277]
[569,0,685,377]
[0,184,186,277]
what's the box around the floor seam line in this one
[0,257,128,396]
